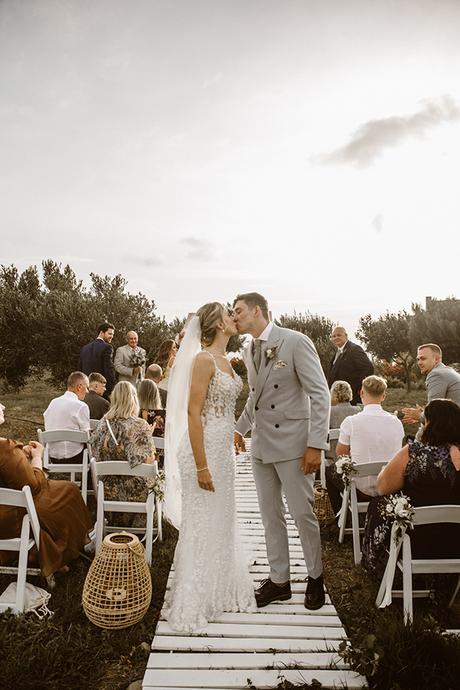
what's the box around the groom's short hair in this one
[234,292,269,320]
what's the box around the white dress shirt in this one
[43,391,90,459]
[255,321,274,343]
[338,403,404,495]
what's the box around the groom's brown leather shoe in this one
[255,578,291,608]
[304,575,326,611]
[304,575,325,610]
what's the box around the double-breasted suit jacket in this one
[114,345,146,386]
[236,325,330,461]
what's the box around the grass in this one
[1,380,460,690]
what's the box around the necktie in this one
[253,339,262,372]
[333,349,342,364]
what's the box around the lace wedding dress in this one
[164,361,255,632]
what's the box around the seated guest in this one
[43,371,90,463]
[326,375,404,515]
[0,437,92,577]
[90,381,155,527]
[137,379,164,435]
[362,398,460,577]
[84,373,110,420]
[145,363,167,407]
[326,380,360,460]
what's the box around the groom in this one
[233,292,330,609]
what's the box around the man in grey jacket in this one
[402,343,460,427]
[233,292,330,610]
[114,331,146,386]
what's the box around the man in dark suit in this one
[328,326,374,405]
[79,322,116,398]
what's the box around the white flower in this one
[386,504,394,514]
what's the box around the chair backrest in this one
[352,460,388,477]
[0,486,40,548]
[38,429,90,444]
[413,504,460,526]
[89,419,99,431]
[90,458,157,494]
[153,436,165,450]
[328,428,340,441]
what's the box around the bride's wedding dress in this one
[164,359,255,632]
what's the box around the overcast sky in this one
[1,0,459,335]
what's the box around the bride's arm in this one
[188,352,215,492]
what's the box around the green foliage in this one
[339,615,460,689]
[0,261,178,389]
[357,311,415,390]
[275,311,335,373]
[410,298,460,363]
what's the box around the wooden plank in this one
[203,612,342,627]
[151,635,342,653]
[142,668,367,688]
[146,651,346,669]
[155,622,345,640]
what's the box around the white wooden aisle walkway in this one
[143,448,367,689]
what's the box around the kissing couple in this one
[163,292,330,633]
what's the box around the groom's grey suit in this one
[236,324,330,582]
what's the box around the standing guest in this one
[114,330,146,386]
[328,326,374,405]
[402,343,460,432]
[155,339,177,393]
[0,437,92,577]
[325,375,404,516]
[44,372,90,463]
[233,292,330,610]
[90,381,155,527]
[362,398,460,578]
[326,380,360,460]
[145,363,167,407]
[79,322,116,397]
[84,372,110,420]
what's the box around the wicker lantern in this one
[82,532,152,629]
[313,485,336,527]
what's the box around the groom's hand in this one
[302,447,321,475]
[234,432,246,454]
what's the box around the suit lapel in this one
[255,327,283,404]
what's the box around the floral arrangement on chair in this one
[335,455,357,488]
[147,469,165,502]
[380,492,415,543]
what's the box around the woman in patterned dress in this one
[362,398,460,577]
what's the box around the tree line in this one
[1,261,459,391]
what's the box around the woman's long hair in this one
[421,398,460,446]
[137,379,161,410]
[106,381,139,420]
[154,339,176,370]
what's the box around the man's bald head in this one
[331,326,348,349]
[145,363,162,383]
[127,331,138,348]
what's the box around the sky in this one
[1,0,459,336]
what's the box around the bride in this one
[163,302,255,632]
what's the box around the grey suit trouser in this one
[252,456,323,582]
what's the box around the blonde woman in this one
[164,302,255,632]
[90,381,155,526]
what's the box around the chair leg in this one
[16,516,30,614]
[145,496,154,566]
[95,483,104,553]
[338,488,349,544]
[350,486,361,564]
[448,574,460,609]
[156,498,163,542]
[402,536,413,624]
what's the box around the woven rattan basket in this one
[313,485,336,527]
[82,532,152,629]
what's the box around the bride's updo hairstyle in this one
[196,302,226,346]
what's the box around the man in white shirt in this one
[326,375,404,515]
[43,371,91,462]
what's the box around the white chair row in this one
[37,429,90,504]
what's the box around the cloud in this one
[181,237,216,261]
[317,96,460,167]
[371,213,384,234]
[128,255,165,267]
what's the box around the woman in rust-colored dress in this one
[0,438,92,577]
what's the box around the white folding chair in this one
[0,486,41,614]
[320,428,341,487]
[152,436,164,541]
[90,459,158,565]
[338,460,388,564]
[89,419,99,431]
[376,504,460,623]
[37,429,89,503]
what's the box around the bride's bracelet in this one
[196,466,209,473]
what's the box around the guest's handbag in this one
[0,583,53,618]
